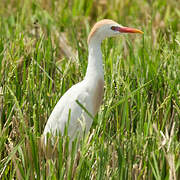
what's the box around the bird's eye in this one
[111,26,116,31]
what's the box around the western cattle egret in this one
[43,19,143,148]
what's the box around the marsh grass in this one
[0,0,179,179]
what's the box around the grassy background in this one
[0,0,180,179]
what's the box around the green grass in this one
[0,0,180,179]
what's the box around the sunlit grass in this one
[0,0,179,179]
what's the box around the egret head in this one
[88,19,143,45]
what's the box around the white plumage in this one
[43,19,143,148]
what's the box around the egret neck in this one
[85,39,104,81]
[85,39,105,115]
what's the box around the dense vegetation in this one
[0,0,179,179]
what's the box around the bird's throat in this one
[85,42,104,80]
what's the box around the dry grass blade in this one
[55,31,77,61]
[0,87,3,121]
[153,123,177,180]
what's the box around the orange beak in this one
[118,27,143,34]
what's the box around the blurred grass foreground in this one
[0,0,180,179]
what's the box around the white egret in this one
[43,19,143,148]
